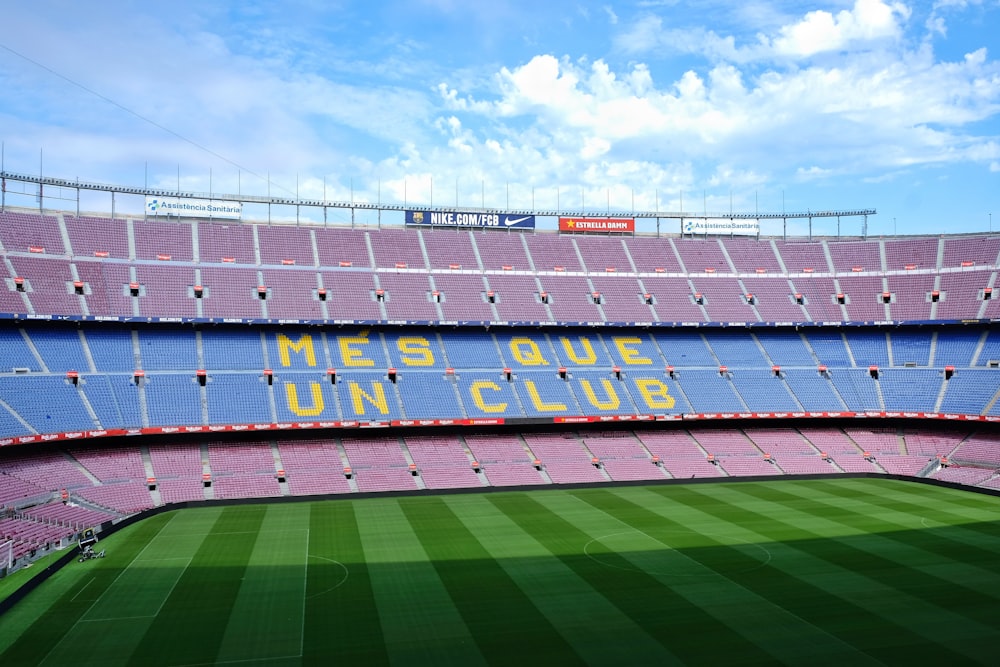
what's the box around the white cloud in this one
[431,35,1000,200]
[773,0,909,57]
[617,0,911,62]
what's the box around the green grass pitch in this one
[3,477,1000,665]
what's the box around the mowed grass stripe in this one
[303,501,389,665]
[546,488,879,667]
[41,511,216,666]
[782,479,1000,566]
[489,491,777,666]
[773,480,1000,582]
[215,504,311,663]
[673,483,1000,661]
[355,498,487,667]
[877,476,1000,515]
[819,478,1000,541]
[779,478,1000,535]
[724,482,1000,625]
[632,484,982,664]
[129,505,267,666]
[452,493,678,667]
[0,511,174,665]
[402,495,587,666]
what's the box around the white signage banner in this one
[145,196,243,220]
[683,218,759,236]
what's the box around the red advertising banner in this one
[559,217,635,233]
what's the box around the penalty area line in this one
[304,554,350,600]
[70,577,95,603]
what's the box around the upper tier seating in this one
[0,212,995,325]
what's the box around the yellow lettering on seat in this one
[510,337,549,366]
[559,336,597,365]
[579,378,620,410]
[338,332,376,367]
[470,381,507,413]
[285,382,324,416]
[348,381,389,415]
[613,337,652,365]
[524,381,566,411]
[635,378,676,409]
[397,336,435,366]
[277,334,316,367]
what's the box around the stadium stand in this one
[3,206,1000,574]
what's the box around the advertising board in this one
[683,219,759,236]
[406,210,535,229]
[558,217,635,233]
[145,196,243,220]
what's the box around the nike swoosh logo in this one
[504,216,531,226]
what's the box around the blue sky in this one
[0,0,998,237]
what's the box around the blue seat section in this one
[623,374,689,414]
[0,376,93,433]
[85,329,135,371]
[829,370,879,411]
[202,330,264,370]
[731,370,799,411]
[325,329,389,370]
[675,370,744,412]
[336,372,404,420]
[440,332,505,370]
[653,332,717,367]
[879,370,940,411]
[384,331,447,370]
[0,329,41,371]
[28,329,87,372]
[939,371,997,414]
[0,405,28,437]
[513,371,580,417]
[755,331,815,366]
[82,375,141,429]
[569,371,637,414]
[934,330,981,367]
[207,374,272,424]
[783,370,845,411]
[139,329,198,370]
[845,332,890,367]
[549,334,614,367]
[889,332,931,366]
[704,331,769,367]
[274,372,339,421]
[808,332,852,366]
[602,333,663,369]
[456,373,525,418]
[493,331,559,369]
[977,330,1000,366]
[397,374,464,419]
[145,374,203,426]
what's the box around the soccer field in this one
[2,478,1000,665]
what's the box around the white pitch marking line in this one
[300,527,309,659]
[70,577,95,603]
[148,556,193,618]
[37,512,179,666]
[304,554,350,599]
